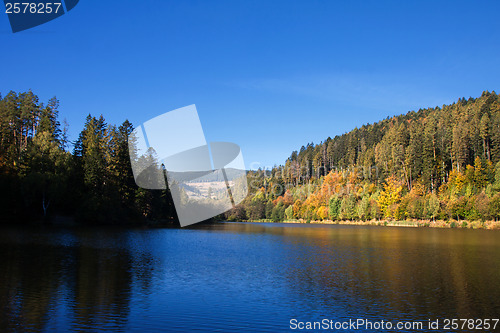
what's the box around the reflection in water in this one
[0,224,499,332]
[272,226,500,322]
[0,228,149,332]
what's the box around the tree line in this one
[0,90,177,225]
[227,91,500,226]
[2,89,500,226]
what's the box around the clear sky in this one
[1,0,499,169]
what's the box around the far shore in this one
[239,219,500,230]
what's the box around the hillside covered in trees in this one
[0,90,177,225]
[227,91,500,227]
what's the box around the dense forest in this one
[226,91,500,227]
[2,90,500,227]
[0,90,177,225]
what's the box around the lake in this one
[1,222,499,332]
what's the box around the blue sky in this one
[1,0,499,169]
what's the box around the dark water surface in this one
[1,222,499,332]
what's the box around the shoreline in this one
[239,219,500,230]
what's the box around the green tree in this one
[356,196,371,221]
[426,194,440,221]
[271,201,285,222]
[265,199,274,219]
[328,196,341,220]
[340,195,356,220]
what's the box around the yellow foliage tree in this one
[377,175,403,218]
[317,206,328,220]
[292,199,302,218]
[450,169,466,193]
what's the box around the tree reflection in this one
[276,226,500,320]
[0,227,157,332]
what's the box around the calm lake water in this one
[1,222,499,332]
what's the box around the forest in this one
[0,90,176,225]
[226,91,500,227]
[1,90,500,227]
